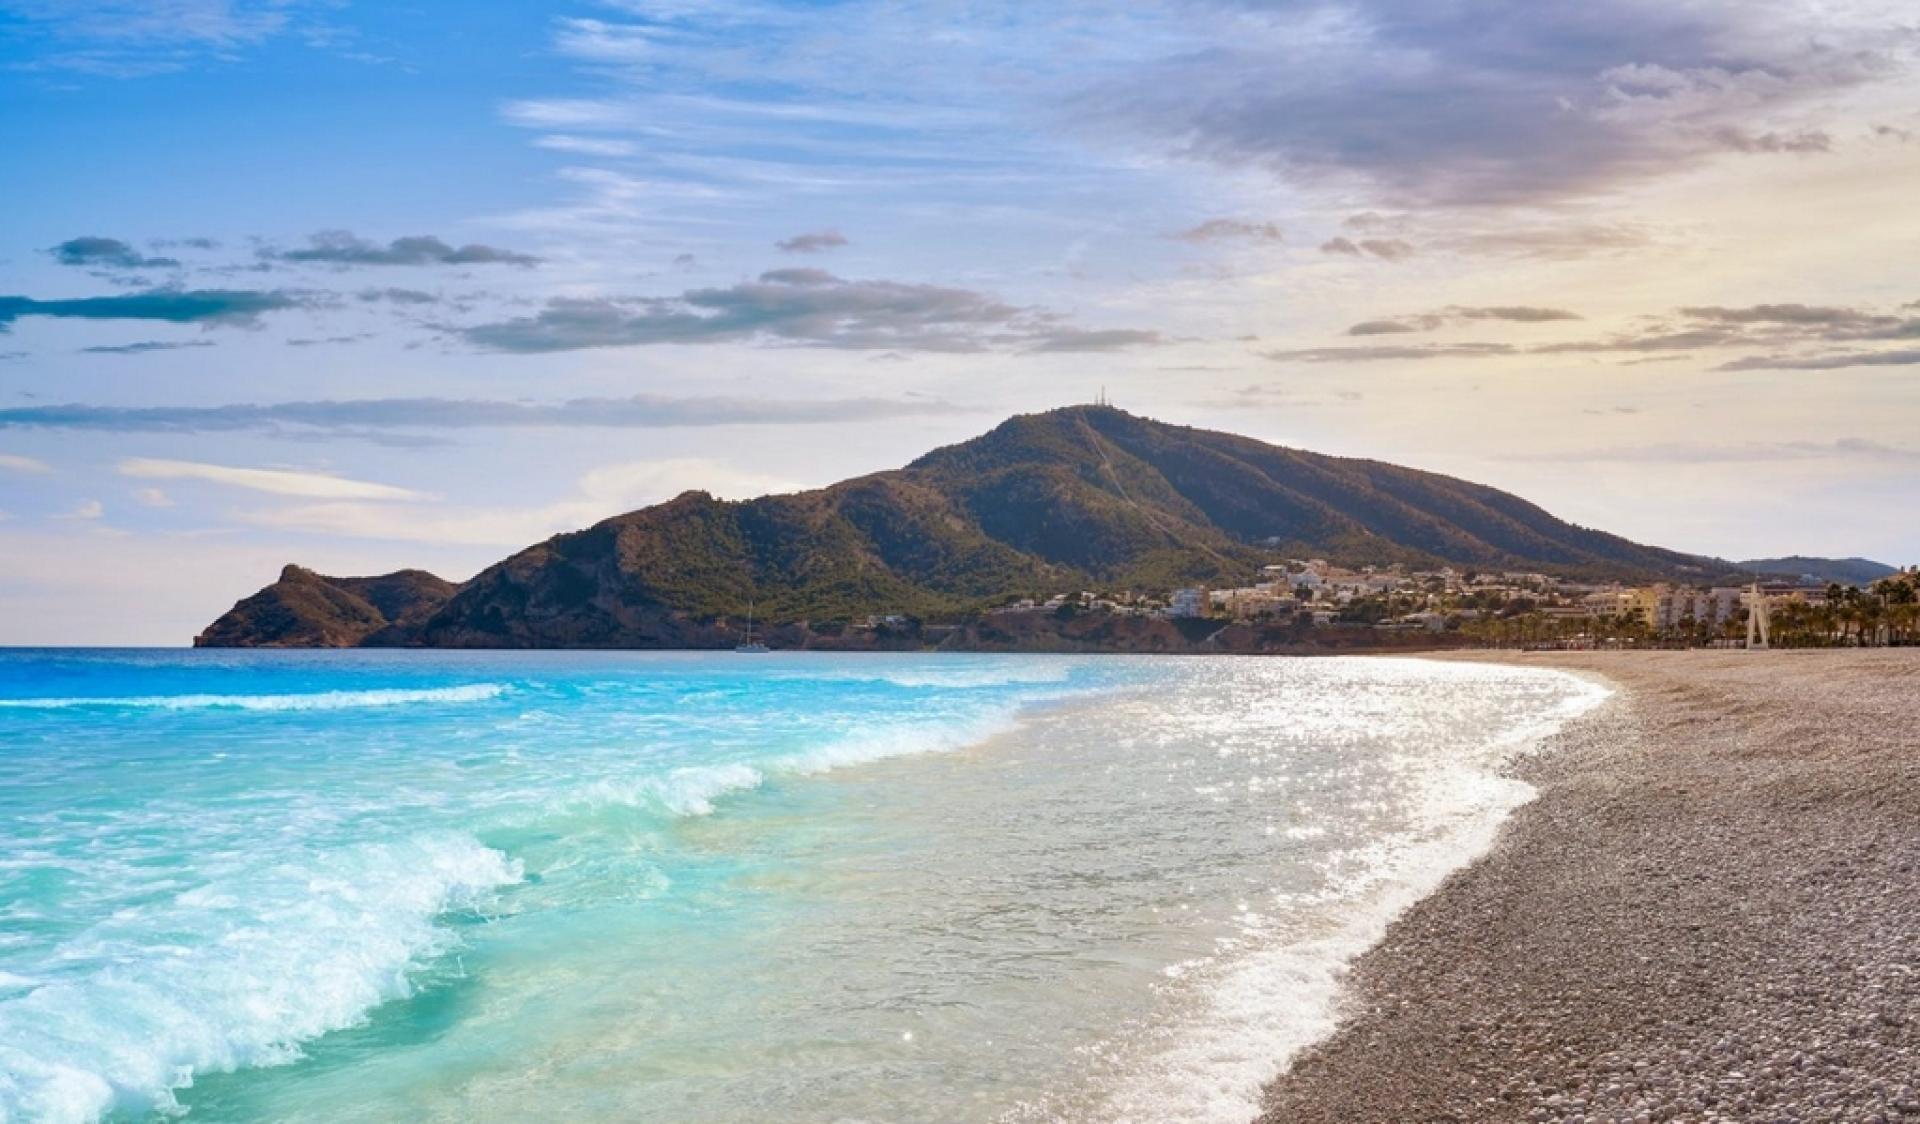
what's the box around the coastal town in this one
[982,559,1920,649]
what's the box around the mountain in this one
[197,406,1723,648]
[1735,556,1899,586]
[193,565,457,648]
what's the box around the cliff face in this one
[198,406,1726,648]
[194,565,457,648]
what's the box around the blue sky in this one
[3,0,1919,642]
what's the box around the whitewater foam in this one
[0,834,521,1124]
[0,684,507,712]
[1084,666,1610,1124]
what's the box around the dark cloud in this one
[1346,318,1429,336]
[1320,237,1414,260]
[1025,328,1164,353]
[0,288,303,329]
[79,340,217,355]
[1086,2,1887,206]
[1457,306,1583,323]
[50,236,179,270]
[462,270,1158,354]
[1719,348,1920,372]
[357,287,439,305]
[0,394,968,437]
[1172,219,1283,244]
[775,230,849,254]
[1680,304,1881,326]
[266,231,540,267]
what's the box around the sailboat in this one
[735,600,771,653]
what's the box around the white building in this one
[1169,587,1210,618]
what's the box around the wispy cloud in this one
[0,453,53,474]
[117,458,426,500]
[1172,219,1283,244]
[1320,237,1414,261]
[1720,348,1920,371]
[79,339,217,355]
[1,393,969,437]
[1502,439,1920,464]
[243,458,806,546]
[1347,306,1581,335]
[1265,342,1516,363]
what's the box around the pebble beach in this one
[1258,650,1920,1124]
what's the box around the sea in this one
[0,649,1607,1124]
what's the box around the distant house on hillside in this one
[1169,587,1209,618]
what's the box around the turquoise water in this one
[0,650,1606,1124]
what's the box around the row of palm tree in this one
[1456,569,1919,649]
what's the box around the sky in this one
[2,0,1918,644]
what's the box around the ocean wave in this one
[770,710,1024,775]
[0,833,520,1124]
[565,762,769,818]
[0,683,507,713]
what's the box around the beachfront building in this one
[1169,587,1210,618]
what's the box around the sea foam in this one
[0,834,520,1124]
[0,683,506,712]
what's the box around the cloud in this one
[0,454,53,474]
[1445,224,1652,259]
[131,486,174,508]
[1707,127,1832,154]
[533,134,638,157]
[1320,237,1414,261]
[1503,439,1920,464]
[265,230,540,267]
[1719,348,1920,372]
[1288,298,1920,367]
[1024,328,1164,353]
[461,270,1154,354]
[1346,318,1430,336]
[0,288,302,329]
[357,287,439,305]
[50,236,179,270]
[1087,2,1889,206]
[117,458,426,500]
[0,393,967,437]
[242,458,806,547]
[775,230,849,254]
[1347,306,1581,335]
[1172,219,1283,244]
[80,340,217,355]
[53,499,104,521]
[1679,304,1884,326]
[0,1,310,77]
[1264,342,1517,363]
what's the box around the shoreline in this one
[1255,650,1920,1123]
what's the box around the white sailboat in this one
[735,600,771,653]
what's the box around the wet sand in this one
[1257,650,1920,1124]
